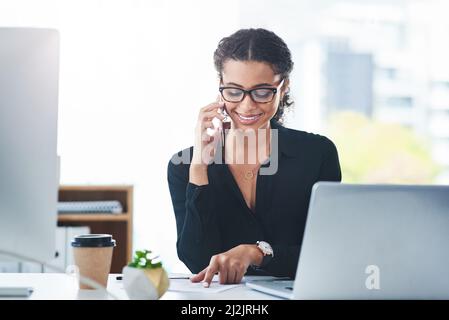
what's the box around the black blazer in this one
[167,120,342,278]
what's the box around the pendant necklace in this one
[244,170,255,180]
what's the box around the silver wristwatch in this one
[256,241,274,268]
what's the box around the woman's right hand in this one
[190,101,226,185]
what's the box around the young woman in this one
[167,28,341,287]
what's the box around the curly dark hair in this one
[213,28,294,123]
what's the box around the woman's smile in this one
[234,111,264,125]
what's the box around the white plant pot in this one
[122,266,169,300]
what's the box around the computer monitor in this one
[0,28,59,265]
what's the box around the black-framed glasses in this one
[219,79,284,104]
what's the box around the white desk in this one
[0,273,281,300]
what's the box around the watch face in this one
[258,241,273,255]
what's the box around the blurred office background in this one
[1,0,448,272]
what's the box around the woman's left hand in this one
[190,244,263,287]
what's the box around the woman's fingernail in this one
[202,282,209,288]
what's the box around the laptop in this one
[246,182,449,299]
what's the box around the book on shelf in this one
[57,200,123,214]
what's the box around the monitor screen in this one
[0,28,59,264]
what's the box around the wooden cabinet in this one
[57,185,133,273]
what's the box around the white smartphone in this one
[217,97,231,151]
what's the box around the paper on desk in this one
[168,275,242,293]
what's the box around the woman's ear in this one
[281,78,290,99]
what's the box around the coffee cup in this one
[71,234,116,289]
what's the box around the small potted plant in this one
[122,250,169,300]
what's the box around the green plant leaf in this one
[128,249,163,269]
